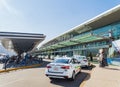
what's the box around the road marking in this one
[80,73,90,87]
[80,64,95,87]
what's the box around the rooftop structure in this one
[0,32,46,55]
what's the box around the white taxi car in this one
[74,55,89,67]
[45,57,81,81]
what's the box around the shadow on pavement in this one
[104,67,120,71]
[81,64,96,70]
[50,72,89,87]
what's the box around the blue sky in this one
[0,0,120,46]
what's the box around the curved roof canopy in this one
[42,5,120,47]
[0,32,46,54]
[41,33,109,51]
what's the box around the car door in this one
[71,59,80,74]
[74,59,81,74]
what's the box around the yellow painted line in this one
[0,64,41,73]
[80,72,91,87]
[80,64,95,87]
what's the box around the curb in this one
[0,64,41,73]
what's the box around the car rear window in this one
[78,57,86,59]
[53,59,69,64]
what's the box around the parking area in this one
[0,58,120,87]
[0,59,93,87]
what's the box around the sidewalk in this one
[83,64,120,87]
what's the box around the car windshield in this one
[53,58,69,64]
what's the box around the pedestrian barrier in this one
[107,58,120,66]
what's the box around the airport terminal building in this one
[38,5,120,58]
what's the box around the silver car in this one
[74,55,89,67]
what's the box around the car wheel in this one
[70,72,75,81]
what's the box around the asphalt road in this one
[0,59,92,87]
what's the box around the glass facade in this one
[49,21,120,58]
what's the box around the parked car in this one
[74,55,90,67]
[45,57,81,81]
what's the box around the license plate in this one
[54,67,58,71]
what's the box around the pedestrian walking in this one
[89,52,93,61]
[98,48,108,67]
